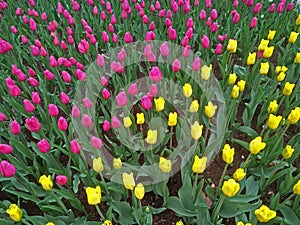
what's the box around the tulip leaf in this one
[279,205,300,225]
[0,219,14,225]
[166,196,198,217]
[233,65,247,78]
[111,201,134,225]
[237,126,258,137]
[219,199,262,218]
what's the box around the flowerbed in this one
[0,0,300,225]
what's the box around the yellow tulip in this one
[205,101,217,118]
[254,205,276,222]
[191,121,203,140]
[159,157,172,173]
[237,80,246,92]
[287,107,300,124]
[222,179,240,197]
[247,52,256,65]
[296,14,300,25]
[227,39,237,53]
[277,72,286,82]
[113,158,122,169]
[233,168,246,182]
[281,66,288,73]
[201,64,212,80]
[183,83,192,97]
[293,180,300,195]
[123,116,132,128]
[283,82,295,96]
[275,66,282,74]
[288,31,299,43]
[136,113,145,125]
[6,204,22,222]
[134,183,145,200]
[260,62,269,75]
[189,100,199,113]
[146,129,157,144]
[102,220,113,225]
[258,39,269,51]
[263,46,274,58]
[249,136,266,154]
[93,157,104,172]
[176,220,184,225]
[295,53,300,63]
[267,114,282,130]
[231,85,239,99]
[282,145,294,159]
[122,172,135,190]
[192,156,207,174]
[46,223,55,225]
[39,175,53,191]
[267,30,276,40]
[228,73,237,85]
[236,222,251,225]
[86,186,101,205]
[222,144,235,164]
[168,112,177,126]
[267,100,278,114]
[154,97,165,112]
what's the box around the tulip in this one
[182,45,191,58]
[253,3,262,14]
[268,100,278,114]
[282,145,294,159]
[201,35,210,49]
[287,107,300,124]
[296,14,300,26]
[159,157,172,173]
[199,10,206,20]
[267,114,282,130]
[269,3,275,13]
[228,73,237,85]
[214,43,222,55]
[6,204,22,222]
[210,9,218,20]
[141,95,152,110]
[247,52,256,65]
[181,35,189,47]
[233,168,246,181]
[44,70,55,80]
[192,156,207,174]
[60,92,70,104]
[123,116,132,128]
[134,183,145,200]
[231,85,239,99]
[277,2,285,13]
[222,144,235,164]
[260,62,269,75]
[201,64,212,80]
[182,83,192,97]
[136,113,145,125]
[288,31,299,44]
[222,179,240,197]
[227,39,237,53]
[93,157,104,172]
[113,158,122,169]
[111,116,121,128]
[232,12,240,24]
[70,139,81,154]
[115,91,128,107]
[71,105,81,118]
[186,18,194,28]
[86,186,101,205]
[122,172,135,190]
[146,130,157,145]
[237,80,246,92]
[255,205,276,222]
[267,30,276,40]
[154,97,165,112]
[39,175,53,190]
[168,112,177,127]
[295,53,300,63]
[190,100,199,113]
[25,116,41,132]
[191,121,203,140]
[124,32,133,43]
[293,180,300,195]
[249,136,266,154]
[0,160,16,177]
[205,101,217,118]
[246,0,254,6]
[263,46,274,58]
[127,83,138,96]
[57,117,68,131]
[149,66,162,82]
[0,144,13,154]
[277,72,286,82]
[37,139,51,153]
[10,120,21,135]
[168,27,177,40]
[258,39,269,51]
[172,59,181,72]
[82,114,93,127]
[283,82,295,96]
[0,112,6,121]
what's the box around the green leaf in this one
[166,196,198,217]
[237,126,258,137]
[220,200,262,218]
[279,205,300,225]
[111,201,134,225]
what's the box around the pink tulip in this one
[112,33,118,43]
[206,17,212,27]
[91,136,102,149]
[250,17,258,28]
[233,0,238,7]
[205,0,212,8]
[60,92,70,104]
[183,1,190,14]
[16,71,27,81]
[37,139,51,153]
[116,91,128,106]
[202,35,210,49]
[78,39,90,53]
[5,77,15,88]
[150,4,155,12]
[232,12,240,24]
[16,8,23,16]
[158,9,165,18]
[93,6,98,15]
[71,105,81,118]
[210,22,218,33]
[11,26,18,34]
[182,45,191,58]
[61,71,71,83]
[142,15,149,24]
[149,84,158,96]
[21,35,28,44]
[82,114,93,127]
[101,31,109,42]
[192,57,201,71]
[111,61,124,74]
[29,19,37,31]
[23,100,35,112]
[102,88,111,99]
[181,35,189,47]
[100,76,108,86]
[286,3,293,11]
[102,120,110,131]
[172,59,181,72]
[166,10,172,18]
[60,41,67,51]
[214,44,223,55]
[118,49,126,62]
[124,32,133,43]
[171,2,178,12]
[253,3,262,14]
[127,83,138,96]
[100,11,106,20]
[10,120,21,135]
[277,3,285,13]
[42,12,47,21]
[48,104,59,117]
[194,0,199,6]
[75,69,86,81]
[111,116,121,128]
[22,15,29,24]
[29,0,35,7]
[28,77,39,87]
[70,139,81,154]
[97,54,105,67]
[32,92,41,104]
[30,45,39,56]
[160,42,170,57]
[168,27,177,40]
[141,95,152,110]
[0,144,13,154]
[199,10,206,20]
[0,161,16,177]
[210,9,218,20]
[56,175,68,185]
[82,98,92,108]
[25,116,41,132]
[186,18,194,28]
[9,85,21,97]
[0,112,6,122]
[246,0,254,6]
[58,116,68,131]
[149,21,155,30]
[149,66,162,82]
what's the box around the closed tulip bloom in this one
[70,139,81,154]
[0,112,6,121]
[201,35,210,49]
[237,80,246,91]
[250,17,257,28]
[25,116,41,132]
[258,39,269,51]
[288,32,299,43]
[141,95,152,110]
[58,117,68,131]
[231,85,239,99]
[10,120,21,135]
[146,130,157,144]
[56,175,68,185]
[253,3,262,14]
[283,82,295,96]
[82,98,93,108]
[0,144,13,154]
[102,89,111,100]
[293,180,300,195]
[154,97,165,112]
[263,46,274,58]
[228,73,237,85]
[91,136,102,149]
[260,62,269,75]
[136,113,145,125]
[116,91,128,107]
[93,157,104,172]
[48,104,59,117]
[149,84,158,96]
[268,100,278,114]
[268,114,282,130]
[6,204,22,222]
[233,168,246,181]
[199,10,206,20]
[37,139,51,153]
[23,100,35,112]
[249,136,266,154]
[205,101,217,118]
[192,156,207,173]
[183,83,192,97]
[71,105,81,118]
[149,67,162,82]
[123,116,132,128]
[214,43,223,55]
[159,157,172,173]
[282,145,294,159]
[287,107,300,124]
[267,30,276,40]
[122,172,135,190]
[39,175,53,190]
[134,183,145,200]
[128,83,138,96]
[190,100,199,113]
[160,42,170,57]
[294,53,300,63]
[277,72,286,82]
[82,114,93,127]
[255,205,276,222]
[201,64,212,80]
[113,158,122,169]
[86,186,101,205]
[60,92,70,104]
[0,160,16,177]
[191,121,203,140]
[172,59,181,72]
[222,144,235,164]
[168,112,177,126]
[222,179,240,197]
[227,39,237,53]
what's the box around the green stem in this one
[217,164,229,196]
[52,191,69,215]
[282,193,295,205]
[95,204,106,221]
[21,220,32,225]
[242,154,252,169]
[212,194,225,222]
[192,173,199,199]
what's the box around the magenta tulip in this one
[70,139,81,154]
[0,160,16,177]
[25,116,41,132]
[37,139,50,153]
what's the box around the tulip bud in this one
[0,144,13,154]
[91,136,102,149]
[10,120,21,135]
[111,116,121,128]
[56,175,68,185]
[58,116,68,131]
[70,139,81,154]
[82,114,93,127]
[0,160,16,177]
[37,139,51,153]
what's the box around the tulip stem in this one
[242,154,252,169]
[95,204,105,221]
[217,164,228,196]
[192,173,199,199]
[212,194,225,222]
[169,126,173,153]
[21,220,31,225]
[282,193,295,205]
[52,191,69,215]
